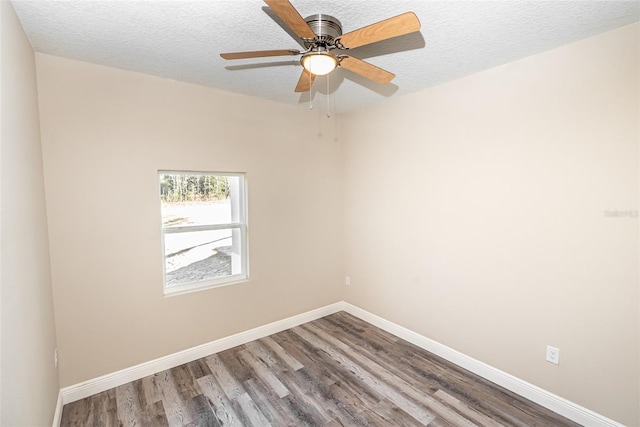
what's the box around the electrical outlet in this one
[546,345,559,365]
[345,276,351,286]
[54,348,58,368]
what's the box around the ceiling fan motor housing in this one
[304,14,342,49]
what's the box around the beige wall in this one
[343,24,639,426]
[35,53,344,387]
[0,1,60,425]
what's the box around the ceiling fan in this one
[220,0,421,92]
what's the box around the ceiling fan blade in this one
[295,68,316,92]
[220,49,301,60]
[339,56,395,84]
[264,0,316,40]
[338,12,421,49]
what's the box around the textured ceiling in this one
[11,0,640,113]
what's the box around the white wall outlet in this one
[546,345,560,365]
[345,276,351,286]
[54,348,58,368]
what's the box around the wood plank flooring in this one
[61,312,581,426]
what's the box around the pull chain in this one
[308,71,313,110]
[326,74,331,118]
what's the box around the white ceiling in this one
[11,0,640,113]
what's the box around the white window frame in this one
[159,171,249,296]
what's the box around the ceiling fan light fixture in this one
[301,52,338,76]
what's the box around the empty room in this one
[1,0,638,426]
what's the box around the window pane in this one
[160,174,240,227]
[164,229,243,287]
[161,200,232,228]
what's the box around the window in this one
[159,171,248,295]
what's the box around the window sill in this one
[163,274,249,297]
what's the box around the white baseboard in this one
[341,302,624,427]
[60,302,344,405]
[52,390,63,427]
[58,300,623,427]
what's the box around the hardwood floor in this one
[61,312,581,426]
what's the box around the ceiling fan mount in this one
[220,0,421,93]
[303,14,342,46]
